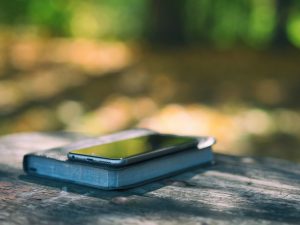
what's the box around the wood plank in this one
[0,132,300,225]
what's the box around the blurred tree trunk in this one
[146,0,186,46]
[273,0,292,47]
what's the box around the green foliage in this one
[185,0,276,48]
[287,2,300,47]
[246,0,276,48]
[0,0,300,48]
[0,0,29,24]
[27,0,72,36]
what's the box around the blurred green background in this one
[1,0,300,161]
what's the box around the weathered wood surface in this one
[0,132,300,225]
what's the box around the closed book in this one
[23,129,215,190]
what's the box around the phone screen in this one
[69,134,197,160]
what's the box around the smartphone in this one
[67,134,199,167]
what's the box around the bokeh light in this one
[0,0,300,162]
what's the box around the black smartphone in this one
[67,134,199,167]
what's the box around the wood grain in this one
[0,132,299,225]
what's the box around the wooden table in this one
[0,132,300,225]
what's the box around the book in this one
[23,129,215,190]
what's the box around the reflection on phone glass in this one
[69,134,197,159]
